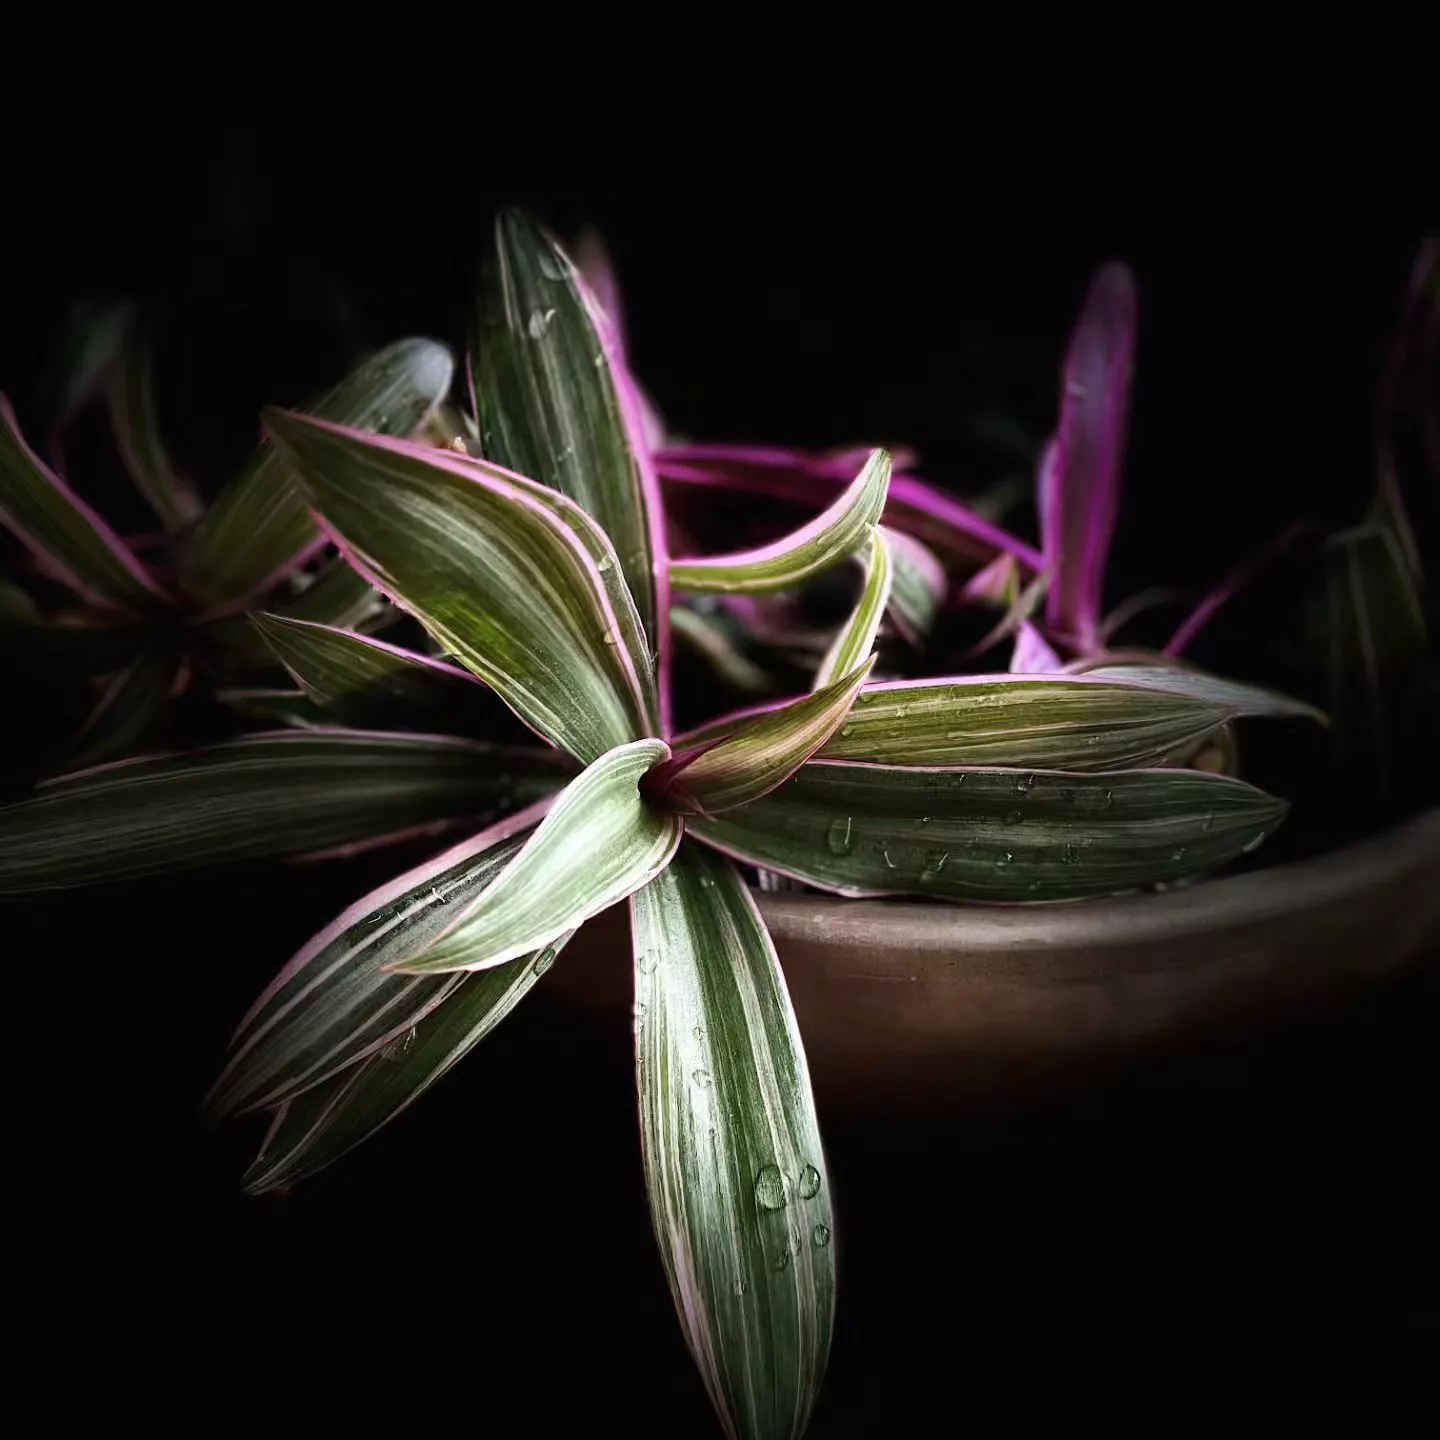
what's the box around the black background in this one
[6,124,1437,1436]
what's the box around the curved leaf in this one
[263,409,654,763]
[209,805,552,1119]
[243,930,571,1193]
[251,614,499,731]
[186,339,454,606]
[815,674,1233,770]
[106,322,201,528]
[691,760,1287,902]
[658,444,1042,571]
[65,649,181,769]
[671,450,891,595]
[1078,663,1327,725]
[1010,621,1064,674]
[475,211,667,701]
[814,530,891,689]
[274,554,385,629]
[648,659,874,817]
[1,394,166,612]
[883,527,945,645]
[0,731,562,895]
[633,844,834,1440]
[390,738,680,975]
[1041,264,1138,649]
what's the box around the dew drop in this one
[839,724,854,738]
[1101,789,1115,811]
[526,306,557,339]
[919,815,931,826]
[798,1164,822,1199]
[878,841,898,869]
[754,1165,788,1211]
[1084,733,1101,747]
[537,251,568,281]
[773,1248,792,1271]
[692,1068,713,1089]
[812,1223,832,1248]
[1242,830,1269,854]
[692,1025,704,1042]
[1016,773,1037,793]
[532,949,556,978]
[1200,810,1215,832]
[596,554,614,573]
[1170,847,1187,863]
[1062,843,1081,865]
[602,629,619,646]
[994,851,1014,868]
[826,817,854,855]
[637,949,660,976]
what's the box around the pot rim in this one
[754,806,1440,957]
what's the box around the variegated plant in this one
[0,308,453,772]
[0,215,1319,1440]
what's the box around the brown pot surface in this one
[548,809,1440,1106]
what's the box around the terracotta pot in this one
[550,808,1440,1107]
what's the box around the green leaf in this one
[213,688,334,729]
[243,931,571,1193]
[633,844,834,1440]
[653,660,875,817]
[671,449,892,595]
[671,606,778,695]
[185,339,454,605]
[209,808,555,1119]
[883,526,945,643]
[691,761,1287,902]
[263,409,654,762]
[1,396,166,613]
[814,529,891,688]
[35,297,136,433]
[250,613,501,731]
[1079,662,1328,725]
[818,675,1233,771]
[390,738,681,974]
[65,649,181,769]
[106,322,201,529]
[475,210,663,659]
[1322,524,1436,778]
[0,732,562,895]
[275,554,386,629]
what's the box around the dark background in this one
[6,126,1437,1436]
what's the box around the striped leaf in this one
[814,530,891,688]
[671,450,891,595]
[0,731,562,895]
[209,806,552,1119]
[633,844,834,1440]
[186,339,454,606]
[243,930,571,1193]
[262,409,655,763]
[1078,663,1327,724]
[883,527,945,644]
[817,674,1232,770]
[657,443,1041,571]
[390,738,681,975]
[65,649,181,769]
[647,659,874,817]
[474,210,667,710]
[214,688,333,729]
[251,613,501,731]
[690,760,1287,902]
[0,395,166,612]
[106,321,201,528]
[1040,264,1138,650]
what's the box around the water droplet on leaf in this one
[637,949,660,976]
[526,306,557,339]
[754,1165,788,1211]
[812,1223,832,1248]
[995,851,1014,868]
[692,1069,713,1089]
[798,1164,822,1199]
[826,817,854,855]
